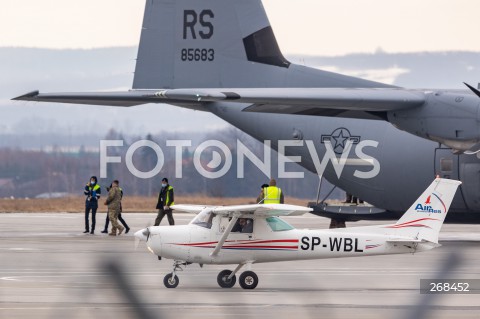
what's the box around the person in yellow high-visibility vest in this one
[83,176,101,234]
[154,178,175,226]
[259,179,284,204]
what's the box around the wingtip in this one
[11,90,39,101]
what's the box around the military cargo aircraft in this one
[135,178,461,289]
[13,0,480,222]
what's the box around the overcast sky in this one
[2,0,479,56]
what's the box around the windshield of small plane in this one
[190,210,214,229]
[266,217,294,231]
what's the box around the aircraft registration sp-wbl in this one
[135,178,460,289]
[12,0,480,222]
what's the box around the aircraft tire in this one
[217,270,236,288]
[239,271,258,289]
[163,273,179,288]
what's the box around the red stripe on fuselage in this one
[171,239,299,247]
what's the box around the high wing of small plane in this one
[173,203,312,217]
[135,178,461,289]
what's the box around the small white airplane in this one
[135,178,460,289]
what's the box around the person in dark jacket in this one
[101,181,130,234]
[84,176,101,234]
[154,178,175,226]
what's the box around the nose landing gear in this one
[163,260,189,288]
[163,273,179,288]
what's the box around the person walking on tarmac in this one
[154,178,175,226]
[101,181,130,234]
[104,180,124,236]
[84,176,101,234]
[259,179,284,204]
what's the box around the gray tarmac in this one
[1,212,479,319]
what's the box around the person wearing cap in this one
[256,183,269,203]
[259,179,284,204]
[83,176,101,234]
[154,178,175,226]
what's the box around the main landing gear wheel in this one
[217,269,236,288]
[239,271,258,289]
[163,273,179,288]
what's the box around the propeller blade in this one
[463,82,480,98]
[133,223,152,249]
[145,227,151,242]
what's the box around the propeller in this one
[463,82,480,98]
[134,223,151,250]
[145,227,151,242]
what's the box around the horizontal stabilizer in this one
[386,238,441,250]
[12,88,425,116]
[386,238,424,243]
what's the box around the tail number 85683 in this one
[180,48,214,62]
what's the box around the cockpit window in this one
[191,210,214,229]
[266,217,294,231]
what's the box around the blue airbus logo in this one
[321,128,361,154]
[415,203,442,214]
[414,194,443,213]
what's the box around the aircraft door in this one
[434,148,459,179]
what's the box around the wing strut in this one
[210,213,240,257]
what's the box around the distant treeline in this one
[0,127,344,201]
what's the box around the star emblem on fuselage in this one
[321,128,361,154]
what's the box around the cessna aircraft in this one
[12,0,480,222]
[135,178,460,289]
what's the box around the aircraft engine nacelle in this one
[387,91,480,152]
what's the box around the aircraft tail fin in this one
[133,0,288,89]
[132,0,388,90]
[387,178,461,243]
